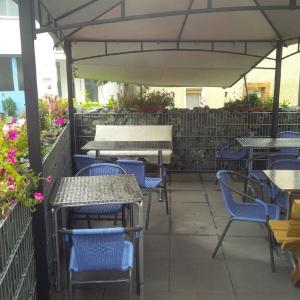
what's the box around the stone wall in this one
[75,110,300,171]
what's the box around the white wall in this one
[0,17,58,97]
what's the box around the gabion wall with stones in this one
[0,204,36,300]
[75,110,300,171]
[0,124,72,299]
[42,124,72,286]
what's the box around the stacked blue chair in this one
[66,226,141,300]
[279,131,300,154]
[73,154,97,173]
[69,163,127,228]
[117,159,167,229]
[269,159,300,211]
[212,170,280,272]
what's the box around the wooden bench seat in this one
[269,200,300,287]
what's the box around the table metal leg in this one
[158,149,163,201]
[248,147,253,173]
[53,207,61,291]
[135,202,144,285]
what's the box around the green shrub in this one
[2,97,17,116]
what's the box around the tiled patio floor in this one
[51,173,300,300]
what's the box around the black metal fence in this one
[74,110,300,171]
[0,124,72,299]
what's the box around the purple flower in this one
[45,176,53,184]
[7,176,14,185]
[54,117,65,126]
[7,129,19,140]
[34,192,44,202]
[7,149,17,165]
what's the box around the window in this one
[244,82,271,99]
[85,80,99,101]
[185,87,203,108]
[0,57,14,91]
[16,57,24,90]
[0,0,18,16]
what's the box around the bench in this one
[269,200,300,287]
[87,125,173,164]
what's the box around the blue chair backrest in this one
[279,131,300,154]
[271,159,300,170]
[117,160,145,187]
[73,154,97,172]
[76,163,126,177]
[267,153,299,168]
[216,170,237,217]
[71,227,125,272]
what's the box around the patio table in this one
[237,137,300,172]
[51,174,143,291]
[82,140,173,180]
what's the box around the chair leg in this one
[128,268,133,300]
[146,190,152,230]
[267,224,276,272]
[164,182,169,215]
[86,214,91,228]
[114,214,118,226]
[67,210,72,229]
[68,272,72,300]
[212,219,233,258]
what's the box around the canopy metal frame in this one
[17,1,300,298]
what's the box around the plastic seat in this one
[67,227,141,300]
[73,154,97,173]
[212,170,280,272]
[117,159,167,229]
[70,163,127,228]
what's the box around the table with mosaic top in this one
[237,137,300,172]
[51,174,143,291]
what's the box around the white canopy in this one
[36,0,300,87]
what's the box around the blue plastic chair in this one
[270,159,300,210]
[70,163,127,228]
[279,131,300,154]
[212,170,280,271]
[66,226,141,300]
[117,159,166,229]
[73,154,97,173]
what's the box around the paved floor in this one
[51,173,300,300]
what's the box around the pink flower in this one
[45,176,53,184]
[8,149,16,156]
[54,117,65,126]
[7,184,16,191]
[11,117,17,124]
[7,129,19,140]
[53,108,60,114]
[9,199,17,205]
[7,177,14,185]
[7,149,17,165]
[34,192,44,202]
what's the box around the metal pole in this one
[271,41,283,137]
[18,0,50,299]
[64,40,75,156]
